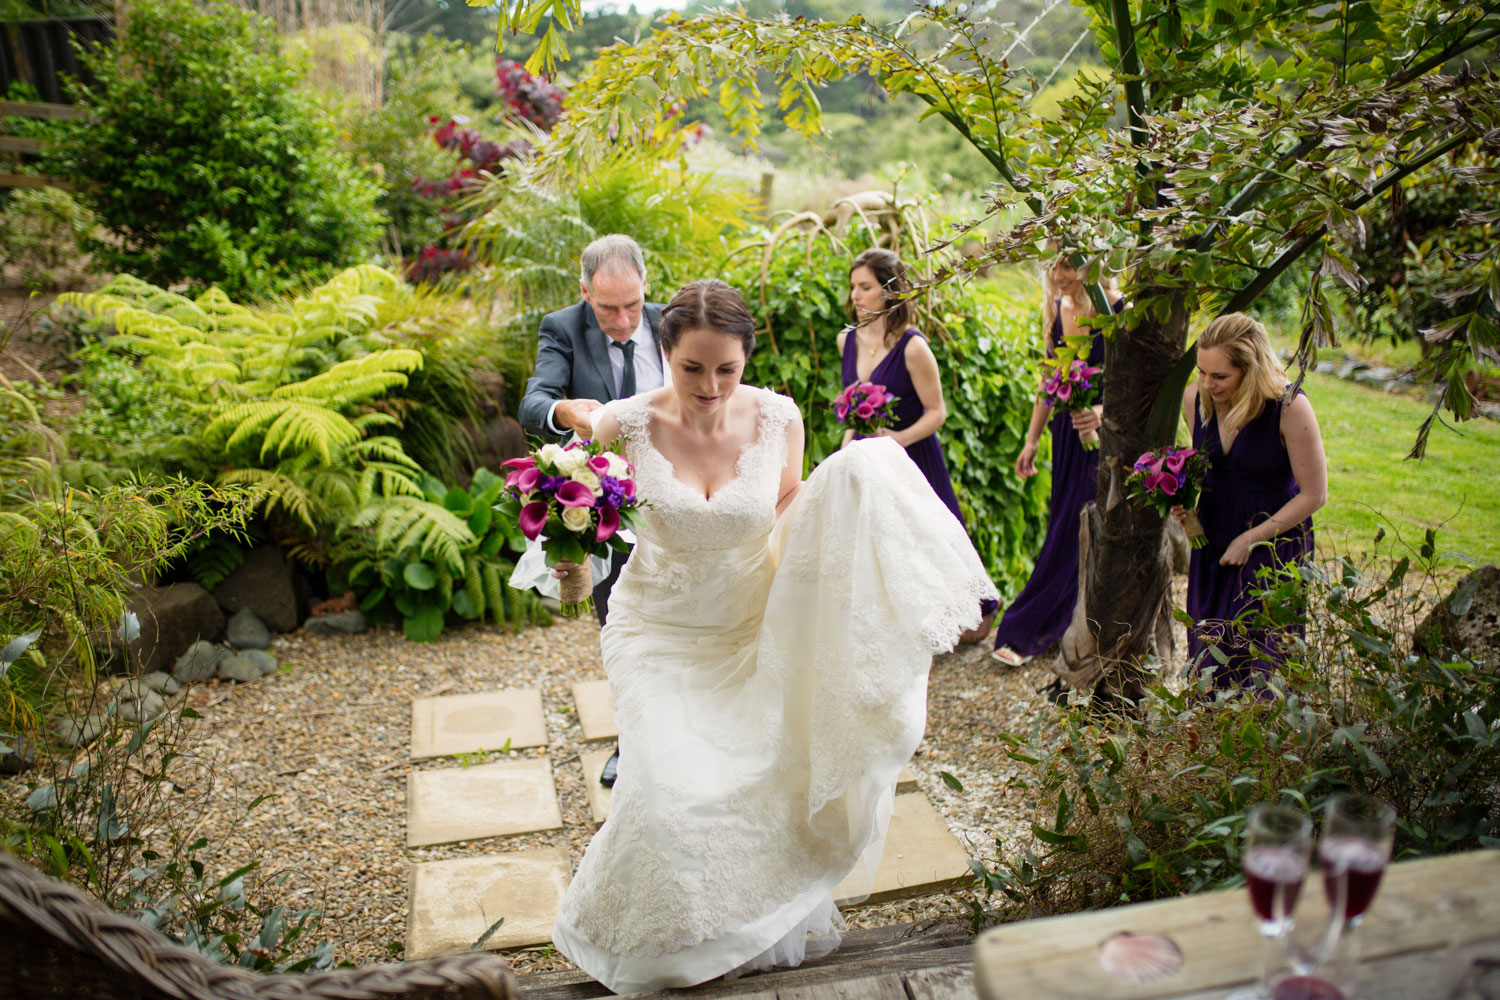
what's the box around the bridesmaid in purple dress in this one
[838,249,998,640]
[991,258,1122,668]
[1176,313,1327,694]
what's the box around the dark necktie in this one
[613,339,637,397]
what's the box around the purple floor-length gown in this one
[990,303,1110,659]
[841,327,965,524]
[1186,391,1314,692]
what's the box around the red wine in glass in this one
[1273,974,1346,1000]
[1245,845,1308,923]
[1319,835,1386,920]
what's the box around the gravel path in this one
[171,616,1068,973]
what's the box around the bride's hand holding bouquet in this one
[499,440,645,617]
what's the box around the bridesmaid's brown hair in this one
[848,248,915,348]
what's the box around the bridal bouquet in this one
[1126,445,1210,547]
[499,441,644,616]
[835,381,899,437]
[1039,333,1103,450]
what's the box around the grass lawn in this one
[1308,372,1500,566]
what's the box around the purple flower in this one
[518,501,549,540]
[555,481,596,507]
[600,476,626,508]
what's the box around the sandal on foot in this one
[991,646,1029,667]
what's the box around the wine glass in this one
[1229,803,1313,1000]
[1311,793,1395,992]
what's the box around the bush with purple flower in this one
[1125,445,1210,547]
[497,440,645,616]
[835,381,899,437]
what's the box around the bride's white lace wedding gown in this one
[551,387,997,994]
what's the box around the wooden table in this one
[975,849,1500,999]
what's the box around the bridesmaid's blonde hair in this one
[1196,312,1290,430]
[1040,249,1118,354]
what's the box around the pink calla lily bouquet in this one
[835,381,899,437]
[1039,333,1104,450]
[1125,445,1210,547]
[498,440,645,616]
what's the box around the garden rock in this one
[172,640,226,683]
[52,715,105,748]
[116,690,167,723]
[303,610,367,635]
[1415,564,1500,668]
[225,608,271,650]
[213,545,299,632]
[218,653,266,684]
[141,671,180,696]
[127,582,226,674]
[1,736,35,775]
[239,649,277,675]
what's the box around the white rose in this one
[572,469,603,496]
[553,448,588,475]
[606,453,631,479]
[537,443,566,469]
[560,505,592,533]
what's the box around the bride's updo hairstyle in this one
[1197,312,1290,430]
[660,279,757,357]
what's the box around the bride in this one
[549,279,997,993]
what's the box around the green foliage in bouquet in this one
[722,225,1049,593]
[967,532,1500,929]
[43,0,383,300]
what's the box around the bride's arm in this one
[775,405,806,518]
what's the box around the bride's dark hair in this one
[660,280,757,356]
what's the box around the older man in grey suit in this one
[519,234,665,442]
[519,235,664,788]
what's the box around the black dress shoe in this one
[599,748,619,788]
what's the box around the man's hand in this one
[556,398,604,435]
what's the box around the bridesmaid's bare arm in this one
[882,335,946,448]
[1219,393,1328,566]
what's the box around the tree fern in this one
[351,497,474,574]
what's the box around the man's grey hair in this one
[580,234,647,290]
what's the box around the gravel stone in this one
[302,611,367,635]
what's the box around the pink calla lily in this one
[506,466,542,492]
[501,456,536,470]
[855,401,876,419]
[556,480,596,507]
[518,501,549,540]
[596,506,620,543]
[588,455,612,475]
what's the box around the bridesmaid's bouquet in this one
[499,441,645,617]
[835,381,899,438]
[1126,445,1210,547]
[1039,332,1103,450]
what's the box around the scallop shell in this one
[1097,931,1185,984]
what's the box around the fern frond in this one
[353,497,474,573]
[208,400,361,466]
[217,467,315,531]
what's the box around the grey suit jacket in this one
[517,300,665,439]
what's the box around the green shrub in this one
[721,229,1050,592]
[45,0,384,300]
[969,534,1500,928]
[0,188,98,289]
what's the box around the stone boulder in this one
[127,583,226,674]
[115,690,167,724]
[238,649,277,675]
[172,640,226,684]
[1,735,35,775]
[1415,564,1500,667]
[217,653,267,684]
[213,546,299,633]
[303,610,367,635]
[225,608,271,650]
[52,715,105,748]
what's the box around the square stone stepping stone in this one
[410,689,547,760]
[406,758,563,847]
[407,848,571,958]
[895,765,918,794]
[572,679,617,742]
[580,747,615,825]
[834,792,971,906]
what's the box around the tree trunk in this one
[1053,289,1188,701]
